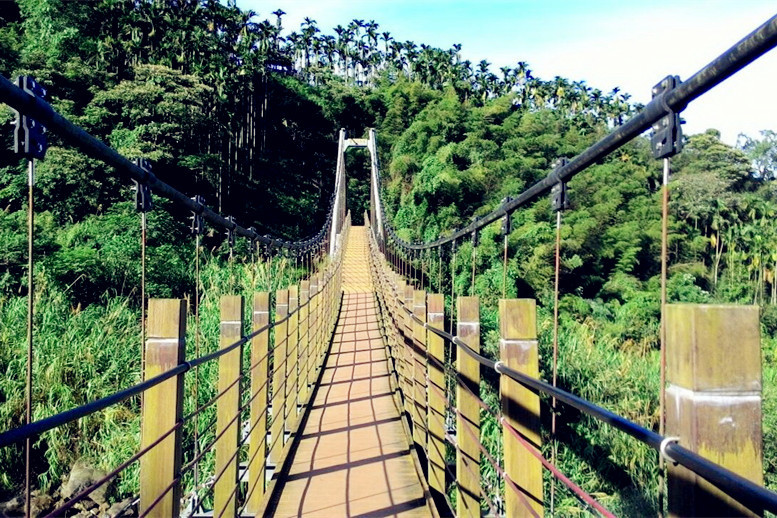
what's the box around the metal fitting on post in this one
[132,159,153,213]
[651,75,684,159]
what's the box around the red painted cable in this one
[455,370,617,518]
[501,416,616,518]
[428,379,539,518]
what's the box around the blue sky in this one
[239,0,777,145]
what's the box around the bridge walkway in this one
[270,226,433,517]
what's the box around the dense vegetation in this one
[0,0,775,515]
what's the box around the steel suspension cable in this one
[551,208,562,516]
[24,157,34,518]
[658,155,671,517]
[193,231,202,514]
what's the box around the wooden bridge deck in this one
[270,226,432,517]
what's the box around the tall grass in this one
[0,250,314,503]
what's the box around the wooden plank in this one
[412,290,427,450]
[140,299,185,517]
[214,295,244,517]
[245,292,269,515]
[499,299,543,517]
[268,227,434,517]
[666,304,763,517]
[457,296,480,518]
[426,293,445,497]
[269,290,288,465]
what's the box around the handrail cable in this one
[370,223,777,514]
[426,372,615,518]
[44,421,182,516]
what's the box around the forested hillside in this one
[0,0,775,514]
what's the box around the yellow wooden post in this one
[457,296,481,518]
[385,272,400,389]
[403,283,415,418]
[396,279,408,402]
[309,275,320,384]
[214,295,244,517]
[499,299,543,517]
[140,299,186,517]
[666,304,763,517]
[412,289,427,449]
[321,269,329,362]
[299,280,310,404]
[426,293,445,497]
[245,292,269,514]
[269,289,288,465]
[286,285,299,430]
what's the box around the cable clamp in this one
[13,75,48,160]
[550,158,570,213]
[659,436,680,465]
[247,227,257,255]
[226,216,236,252]
[132,159,153,213]
[494,360,505,374]
[190,195,205,236]
[471,218,480,248]
[651,75,684,159]
[500,197,513,237]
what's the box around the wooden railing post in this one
[396,279,409,409]
[412,289,427,450]
[286,285,299,430]
[246,292,269,515]
[309,275,320,386]
[299,280,310,404]
[214,295,244,517]
[403,283,415,419]
[666,304,763,517]
[426,294,446,498]
[457,296,480,518]
[140,299,185,517]
[321,270,330,361]
[269,289,288,465]
[499,299,543,517]
[385,272,401,391]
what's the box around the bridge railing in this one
[369,229,776,517]
[368,15,777,517]
[0,215,348,516]
[0,70,350,516]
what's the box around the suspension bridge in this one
[1,13,777,518]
